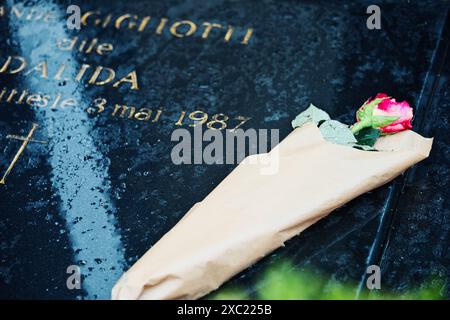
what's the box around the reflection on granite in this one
[0,0,449,299]
[380,21,450,296]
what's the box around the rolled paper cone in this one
[112,122,433,300]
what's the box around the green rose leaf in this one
[319,120,357,146]
[291,104,330,129]
[353,127,381,147]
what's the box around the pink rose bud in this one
[352,93,413,134]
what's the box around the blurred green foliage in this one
[208,260,447,300]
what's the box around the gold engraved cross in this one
[0,123,47,185]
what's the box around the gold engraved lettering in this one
[75,63,91,81]
[102,14,112,28]
[6,8,254,46]
[175,110,251,131]
[138,16,151,32]
[230,116,251,132]
[88,66,115,85]
[26,94,48,108]
[54,63,66,80]
[241,28,254,45]
[175,110,186,126]
[6,89,17,103]
[112,104,136,118]
[11,6,23,18]
[188,110,208,127]
[207,113,228,130]
[84,38,98,54]
[170,20,197,38]
[224,26,234,42]
[0,87,77,110]
[16,89,28,104]
[201,22,222,39]
[57,37,77,50]
[1,123,47,185]
[26,9,44,21]
[49,94,61,109]
[155,17,168,34]
[87,98,106,115]
[112,71,139,90]
[152,109,163,122]
[81,11,100,26]
[24,61,48,78]
[110,105,161,122]
[96,42,113,55]
[0,56,27,74]
[134,108,152,121]
[78,39,87,52]
[57,37,113,55]
[115,14,139,30]
[0,87,6,100]
[60,98,77,109]
[2,56,136,91]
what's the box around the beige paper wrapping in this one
[112,123,433,300]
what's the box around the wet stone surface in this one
[0,0,449,299]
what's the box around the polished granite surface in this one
[0,0,449,299]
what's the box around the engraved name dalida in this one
[0,56,139,91]
[0,5,254,45]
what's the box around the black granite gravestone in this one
[0,0,448,299]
